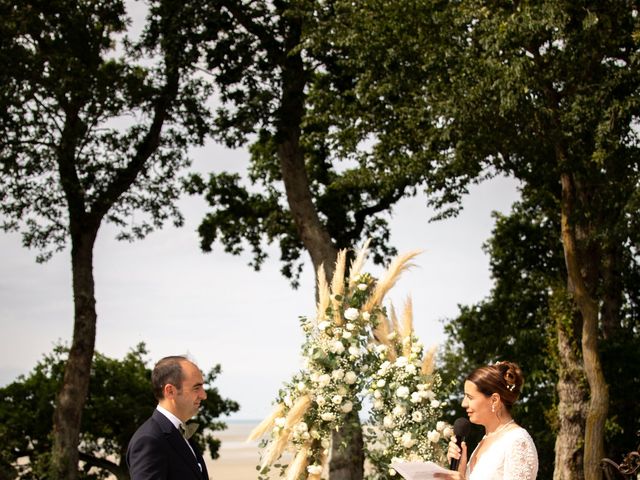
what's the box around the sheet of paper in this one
[390,461,451,480]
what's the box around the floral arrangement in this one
[248,243,451,480]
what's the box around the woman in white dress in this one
[435,361,538,480]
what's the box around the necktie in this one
[179,422,199,440]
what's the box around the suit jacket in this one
[127,409,209,480]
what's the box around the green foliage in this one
[0,344,239,479]
[0,0,217,260]
[187,1,441,286]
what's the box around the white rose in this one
[346,322,355,331]
[412,411,423,422]
[373,399,384,410]
[338,385,348,395]
[374,390,382,399]
[362,311,371,321]
[330,341,345,354]
[423,390,436,400]
[396,386,410,398]
[427,430,441,443]
[318,320,331,331]
[401,432,416,448]
[318,374,331,387]
[383,416,394,428]
[392,405,406,417]
[348,346,360,357]
[395,356,408,367]
[342,331,352,339]
[332,394,343,405]
[341,401,354,413]
[345,371,358,384]
[316,396,326,406]
[377,379,386,388]
[443,426,453,439]
[321,438,331,449]
[307,465,323,475]
[332,368,345,380]
[295,421,308,432]
[405,364,417,374]
[437,421,446,432]
[410,392,422,403]
[344,307,359,320]
[320,412,336,422]
[430,399,441,408]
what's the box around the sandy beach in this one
[206,420,272,480]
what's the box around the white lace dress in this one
[467,427,538,480]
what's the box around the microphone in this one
[449,417,471,471]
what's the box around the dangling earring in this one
[491,403,495,413]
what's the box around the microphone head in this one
[453,417,471,438]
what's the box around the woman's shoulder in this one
[503,425,537,450]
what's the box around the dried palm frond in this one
[363,250,422,312]
[348,239,371,287]
[316,265,330,324]
[421,344,438,376]
[401,297,414,357]
[285,443,310,480]
[284,395,312,429]
[247,403,285,442]
[261,428,292,470]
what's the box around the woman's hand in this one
[433,436,468,479]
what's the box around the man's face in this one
[169,360,207,422]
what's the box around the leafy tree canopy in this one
[0,343,239,480]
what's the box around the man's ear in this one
[163,383,177,399]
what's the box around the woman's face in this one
[461,380,493,426]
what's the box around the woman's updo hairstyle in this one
[466,361,524,410]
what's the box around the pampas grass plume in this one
[316,265,330,324]
[285,444,310,480]
[363,250,422,312]
[421,344,438,376]
[348,239,371,287]
[284,395,312,429]
[247,403,285,442]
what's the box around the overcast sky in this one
[0,136,521,420]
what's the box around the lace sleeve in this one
[503,430,539,480]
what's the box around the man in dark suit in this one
[127,356,209,479]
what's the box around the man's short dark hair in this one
[151,356,186,400]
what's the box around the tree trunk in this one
[329,410,364,480]
[50,228,99,480]
[552,288,587,480]
[560,172,609,480]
